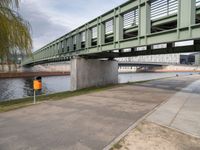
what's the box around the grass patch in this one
[110,142,123,150]
[0,84,119,113]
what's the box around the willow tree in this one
[0,0,32,71]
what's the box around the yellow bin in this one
[33,80,42,90]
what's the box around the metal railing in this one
[151,0,178,20]
[91,26,97,39]
[81,32,86,42]
[105,20,113,34]
[197,0,200,7]
[123,9,138,28]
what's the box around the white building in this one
[194,53,200,65]
[117,53,181,64]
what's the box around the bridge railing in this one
[196,0,200,24]
[23,0,200,65]
[151,0,178,20]
[197,0,200,6]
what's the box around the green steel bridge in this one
[23,0,200,66]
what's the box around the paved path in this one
[0,75,200,150]
[147,76,200,137]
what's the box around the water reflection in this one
[23,78,34,97]
[0,78,25,100]
[0,76,70,102]
[118,72,192,83]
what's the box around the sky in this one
[19,0,126,51]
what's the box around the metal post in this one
[34,90,36,104]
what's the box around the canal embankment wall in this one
[0,72,70,78]
[1,62,200,79]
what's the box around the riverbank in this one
[1,71,199,79]
[0,84,118,112]
[0,71,70,78]
[1,72,200,102]
[0,78,164,113]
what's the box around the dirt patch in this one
[111,121,200,150]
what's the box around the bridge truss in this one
[23,0,200,66]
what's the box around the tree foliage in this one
[0,0,32,69]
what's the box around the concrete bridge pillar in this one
[70,57,118,91]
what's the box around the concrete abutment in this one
[70,57,118,91]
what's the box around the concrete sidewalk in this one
[147,79,200,137]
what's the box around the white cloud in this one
[19,0,126,51]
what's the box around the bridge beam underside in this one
[81,40,200,59]
[23,40,200,66]
[70,57,118,91]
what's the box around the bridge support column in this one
[70,57,118,91]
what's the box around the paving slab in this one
[147,78,200,137]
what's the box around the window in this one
[151,0,178,20]
[123,9,139,39]
[92,27,97,39]
[105,19,114,43]
[73,36,76,50]
[81,32,86,42]
[61,41,64,53]
[105,20,113,34]
[197,0,200,7]
[123,9,138,28]
[91,27,97,46]
[81,32,86,49]
[73,36,76,44]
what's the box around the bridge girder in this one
[23,0,200,66]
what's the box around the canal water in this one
[0,72,199,102]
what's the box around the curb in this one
[103,98,170,150]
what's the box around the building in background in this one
[117,53,200,65]
[193,53,200,65]
[117,53,181,64]
[180,55,195,65]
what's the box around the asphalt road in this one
[0,75,199,150]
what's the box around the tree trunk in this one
[0,58,5,72]
[6,52,12,72]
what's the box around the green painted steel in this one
[23,0,200,65]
